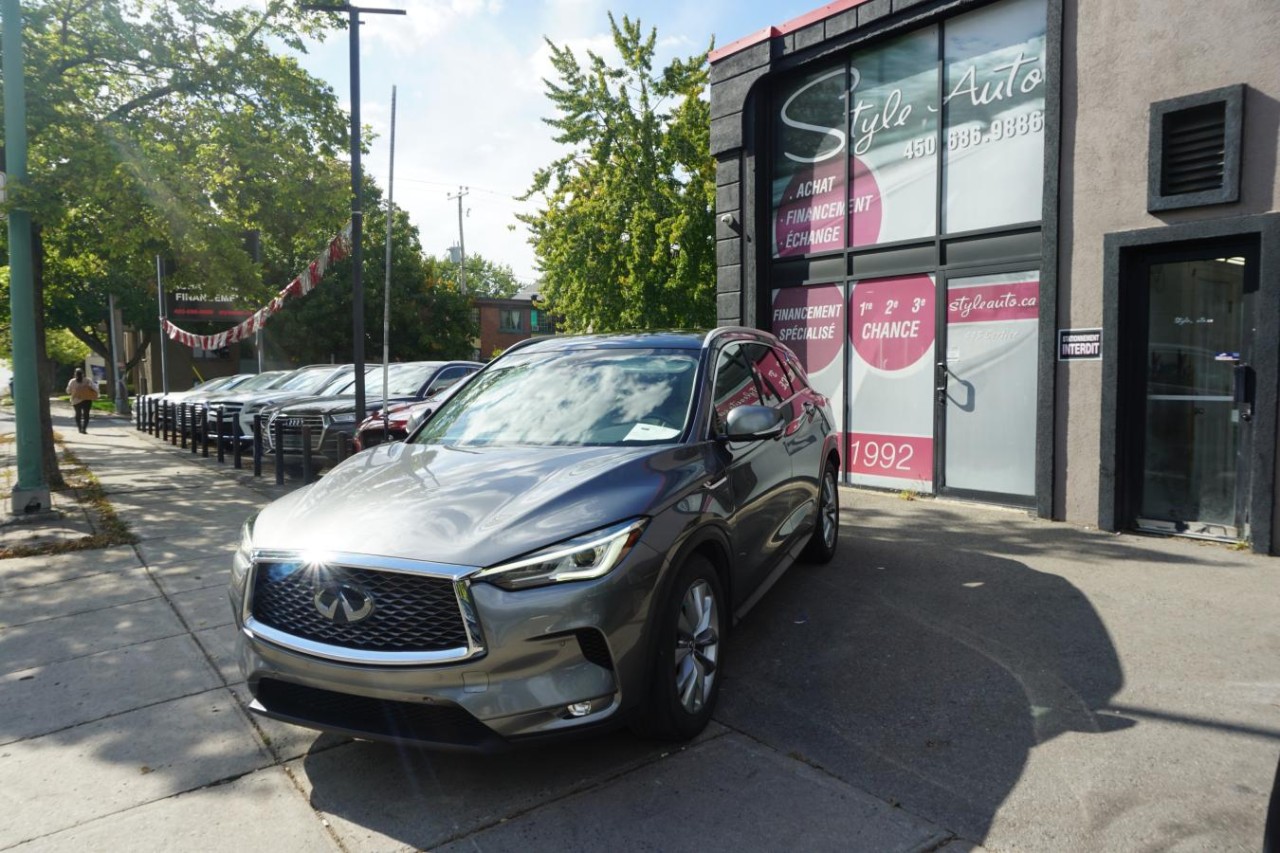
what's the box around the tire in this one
[632,555,725,741]
[801,460,839,564]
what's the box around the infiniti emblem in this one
[313,582,375,625]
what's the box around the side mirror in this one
[721,405,785,442]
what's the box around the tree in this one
[439,254,522,299]
[518,14,716,333]
[0,0,350,481]
[268,193,477,364]
[45,329,90,368]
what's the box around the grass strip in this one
[0,435,138,559]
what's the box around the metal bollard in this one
[166,402,174,444]
[179,404,188,449]
[216,408,226,463]
[252,415,263,478]
[190,406,199,455]
[135,396,142,430]
[274,417,284,485]
[301,425,313,484]
[201,407,210,458]
[232,416,243,470]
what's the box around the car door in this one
[753,343,825,542]
[710,341,796,606]
[774,344,829,526]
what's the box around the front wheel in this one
[801,461,839,564]
[632,555,724,741]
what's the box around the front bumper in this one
[231,542,665,749]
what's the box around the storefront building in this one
[709,0,1279,552]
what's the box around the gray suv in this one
[229,329,840,749]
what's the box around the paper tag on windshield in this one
[624,423,681,441]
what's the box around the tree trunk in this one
[31,226,66,489]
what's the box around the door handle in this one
[935,361,949,405]
[1233,363,1255,422]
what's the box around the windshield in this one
[413,348,698,447]
[379,363,441,397]
[193,374,245,393]
[330,364,384,395]
[235,371,288,392]
[274,368,341,392]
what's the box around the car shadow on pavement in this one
[716,498,1133,845]
[298,725,700,849]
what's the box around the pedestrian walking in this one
[66,368,99,433]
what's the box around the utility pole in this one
[301,2,406,421]
[448,186,469,294]
[3,0,51,515]
[155,255,170,395]
[382,85,397,412]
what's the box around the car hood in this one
[274,395,405,417]
[252,441,710,568]
[240,389,330,410]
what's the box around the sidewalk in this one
[1,402,1277,851]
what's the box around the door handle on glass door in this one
[1234,363,1255,422]
[935,361,949,405]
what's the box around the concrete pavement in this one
[1,402,1277,851]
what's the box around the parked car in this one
[229,328,840,750]
[229,364,359,443]
[148,373,256,430]
[351,366,477,450]
[184,370,290,437]
[265,360,480,463]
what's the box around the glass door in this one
[1136,252,1254,540]
[938,269,1040,501]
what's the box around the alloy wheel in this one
[674,579,720,715]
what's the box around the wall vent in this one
[1148,85,1243,212]
[1160,102,1227,196]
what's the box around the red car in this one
[353,380,469,450]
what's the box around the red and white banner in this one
[163,221,353,351]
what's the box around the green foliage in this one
[439,255,522,299]
[45,329,91,366]
[267,196,478,364]
[518,14,716,333]
[2,0,351,361]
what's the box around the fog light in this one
[567,701,592,718]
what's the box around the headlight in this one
[230,516,255,592]
[474,519,647,591]
[328,412,357,424]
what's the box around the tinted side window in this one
[431,366,474,393]
[711,344,762,431]
[780,348,811,393]
[751,345,793,401]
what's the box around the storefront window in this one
[770,284,846,443]
[942,0,1047,233]
[772,65,848,258]
[848,26,938,247]
[847,274,936,489]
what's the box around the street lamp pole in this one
[300,3,405,420]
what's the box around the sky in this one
[281,0,827,288]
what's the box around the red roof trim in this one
[709,0,871,63]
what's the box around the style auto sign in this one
[772,4,1046,257]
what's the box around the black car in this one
[231,328,840,750]
[264,360,481,463]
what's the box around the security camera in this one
[719,213,734,224]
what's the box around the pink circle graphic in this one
[850,275,935,371]
[774,157,883,256]
[849,155,883,248]
[771,284,844,374]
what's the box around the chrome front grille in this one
[265,413,325,452]
[250,559,471,655]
